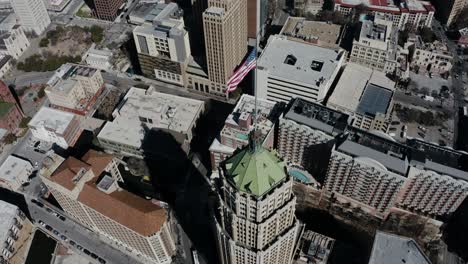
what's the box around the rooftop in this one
[130,2,182,24]
[45,149,168,236]
[46,64,98,94]
[356,84,393,116]
[0,201,19,244]
[223,146,287,197]
[222,95,278,141]
[360,19,389,42]
[258,35,344,86]
[28,107,75,135]
[280,17,342,49]
[0,100,13,118]
[368,231,431,264]
[335,0,434,13]
[328,63,395,114]
[284,98,350,136]
[98,87,204,148]
[337,127,409,174]
[0,155,32,185]
[78,177,167,236]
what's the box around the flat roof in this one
[335,0,434,13]
[98,87,204,148]
[369,231,431,264]
[28,107,75,134]
[280,17,342,49]
[0,155,32,185]
[0,101,13,118]
[356,84,393,116]
[284,98,350,136]
[258,35,343,86]
[328,63,395,114]
[0,201,18,244]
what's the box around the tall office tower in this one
[10,0,50,35]
[431,0,468,26]
[247,0,269,41]
[203,0,248,87]
[85,0,124,21]
[213,144,302,264]
[133,3,191,86]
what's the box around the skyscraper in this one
[10,0,50,35]
[213,144,302,264]
[431,0,468,26]
[203,0,248,87]
[85,0,124,21]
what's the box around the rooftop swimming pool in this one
[289,169,312,183]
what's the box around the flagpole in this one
[254,0,260,135]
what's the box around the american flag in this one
[226,48,257,93]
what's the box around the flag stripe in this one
[226,48,257,93]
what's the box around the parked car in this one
[83,249,91,255]
[60,235,67,241]
[53,230,59,235]
[69,240,76,246]
[58,216,66,221]
[98,258,106,264]
[401,125,408,132]
[45,225,53,231]
[46,208,53,213]
[38,220,46,227]
[90,253,98,259]
[76,245,83,250]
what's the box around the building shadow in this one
[139,127,217,264]
[442,198,468,262]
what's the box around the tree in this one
[398,28,410,47]
[418,27,437,43]
[19,117,31,128]
[89,25,104,43]
[420,87,430,96]
[39,38,49,47]
[3,133,17,144]
[37,86,46,98]
[431,90,439,98]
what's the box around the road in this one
[393,90,452,111]
[4,72,55,87]
[27,198,142,264]
[432,20,466,148]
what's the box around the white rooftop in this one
[0,155,32,185]
[328,63,395,112]
[98,87,204,148]
[258,35,343,86]
[0,201,19,244]
[368,231,431,264]
[28,107,75,134]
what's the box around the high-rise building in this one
[213,144,302,264]
[431,0,468,26]
[40,150,176,264]
[10,0,51,35]
[257,35,345,103]
[85,0,124,21]
[203,0,248,86]
[133,2,191,86]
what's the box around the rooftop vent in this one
[284,54,297,66]
[311,60,324,72]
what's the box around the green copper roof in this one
[224,147,287,197]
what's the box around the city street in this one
[26,198,142,264]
